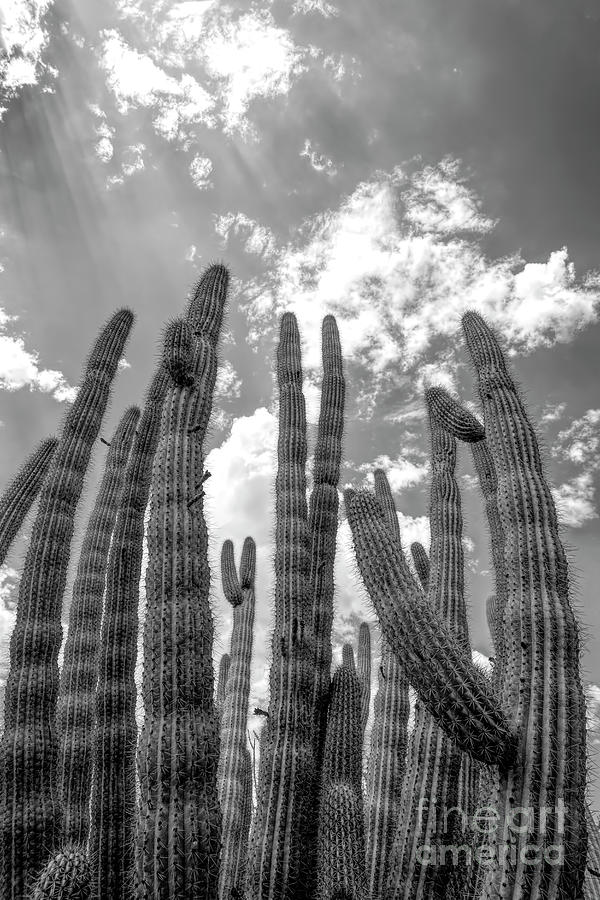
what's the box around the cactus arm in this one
[357,623,371,738]
[57,406,139,847]
[89,363,169,900]
[410,542,430,593]
[0,309,133,900]
[344,488,517,768]
[0,436,57,566]
[316,664,368,900]
[462,311,587,898]
[218,537,256,900]
[247,313,313,900]
[135,265,228,898]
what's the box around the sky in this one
[1,0,600,814]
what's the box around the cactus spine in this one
[218,537,256,900]
[135,264,229,898]
[316,662,368,900]
[90,363,170,900]
[248,314,344,900]
[57,406,139,846]
[0,309,133,900]
[357,622,371,738]
[0,436,57,566]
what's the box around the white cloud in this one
[215,212,277,259]
[300,140,338,177]
[214,360,242,401]
[201,10,306,134]
[240,160,600,393]
[292,0,339,16]
[541,401,567,423]
[552,472,598,528]
[99,30,215,139]
[359,454,430,492]
[0,312,76,402]
[190,155,213,190]
[0,0,52,103]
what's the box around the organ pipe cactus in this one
[57,405,139,847]
[136,264,229,898]
[90,362,169,900]
[385,405,469,899]
[410,542,430,592]
[357,622,371,738]
[30,844,90,900]
[0,309,133,900]
[343,643,356,670]
[216,653,231,722]
[364,641,409,900]
[248,313,345,900]
[0,436,57,566]
[347,310,588,898]
[218,537,256,900]
[364,470,410,900]
[316,662,368,900]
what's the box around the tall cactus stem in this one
[135,264,229,898]
[357,622,371,738]
[0,309,133,899]
[218,537,256,900]
[57,406,139,846]
[0,436,57,566]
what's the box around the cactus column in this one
[135,264,229,899]
[57,405,139,847]
[364,471,410,900]
[90,361,170,900]
[218,537,256,900]
[316,661,368,900]
[0,436,57,566]
[247,314,345,900]
[0,309,133,899]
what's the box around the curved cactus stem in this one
[0,309,133,899]
[0,436,57,566]
[57,406,139,847]
[461,310,587,899]
[90,363,170,900]
[135,264,229,898]
[316,664,368,900]
[30,844,90,900]
[345,487,517,768]
[357,623,371,738]
[218,537,256,900]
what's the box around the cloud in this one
[551,410,600,526]
[215,213,277,259]
[0,0,53,107]
[300,140,338,177]
[0,310,76,402]
[357,454,430,492]
[552,472,598,528]
[201,10,307,135]
[239,159,600,396]
[190,155,213,190]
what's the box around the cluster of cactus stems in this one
[0,264,594,900]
